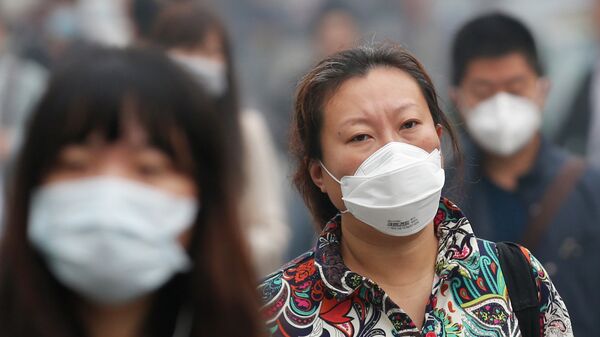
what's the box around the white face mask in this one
[28,176,198,305]
[321,142,445,236]
[170,53,227,97]
[464,92,541,156]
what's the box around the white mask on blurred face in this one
[28,176,198,305]
[321,142,445,237]
[464,92,541,156]
[170,53,227,96]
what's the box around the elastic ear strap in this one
[319,161,341,184]
[319,161,349,214]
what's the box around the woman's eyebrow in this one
[339,116,370,128]
[391,102,418,114]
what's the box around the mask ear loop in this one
[319,161,349,214]
[319,161,341,184]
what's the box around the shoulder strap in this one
[496,241,540,337]
[521,158,586,250]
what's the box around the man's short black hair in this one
[451,12,544,86]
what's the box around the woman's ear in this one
[436,124,443,139]
[308,159,326,193]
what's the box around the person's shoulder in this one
[259,250,315,283]
[258,249,322,323]
[474,238,538,275]
[484,240,562,304]
[477,239,539,275]
[473,240,573,335]
[544,145,600,204]
[258,249,317,298]
[566,157,600,217]
[520,247,574,336]
[577,162,600,194]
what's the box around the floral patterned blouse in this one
[259,198,573,337]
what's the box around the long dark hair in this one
[0,47,263,337]
[291,43,461,228]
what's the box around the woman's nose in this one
[92,148,133,179]
[379,130,405,147]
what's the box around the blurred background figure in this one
[77,0,131,47]
[264,1,363,260]
[0,47,264,337]
[265,1,361,154]
[444,13,600,335]
[145,0,289,276]
[555,0,600,166]
[313,2,359,58]
[0,8,47,229]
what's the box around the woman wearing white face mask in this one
[259,44,573,337]
[149,1,289,277]
[0,47,265,337]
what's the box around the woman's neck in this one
[339,214,438,288]
[80,295,153,337]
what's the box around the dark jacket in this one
[555,70,593,155]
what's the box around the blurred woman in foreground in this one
[0,47,264,337]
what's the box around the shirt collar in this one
[313,197,481,300]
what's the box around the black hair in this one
[451,12,544,86]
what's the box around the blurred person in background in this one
[267,1,361,153]
[148,0,289,277]
[445,12,600,335]
[260,43,572,337]
[313,1,360,58]
[0,12,47,228]
[76,0,132,47]
[265,1,362,261]
[41,0,82,63]
[25,0,131,67]
[0,47,264,337]
[555,0,600,166]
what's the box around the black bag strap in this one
[522,158,586,251]
[496,242,540,337]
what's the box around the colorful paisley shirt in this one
[259,198,573,337]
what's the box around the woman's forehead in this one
[323,67,428,123]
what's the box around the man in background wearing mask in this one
[445,13,600,335]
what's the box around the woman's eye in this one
[55,148,92,173]
[350,134,370,142]
[136,149,174,178]
[401,120,418,130]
